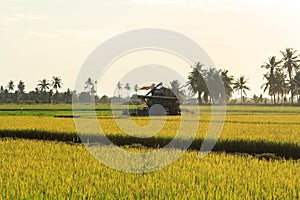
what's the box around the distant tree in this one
[0,86,3,102]
[261,56,282,104]
[52,76,62,93]
[84,77,94,95]
[281,48,300,104]
[63,88,72,103]
[252,94,258,104]
[170,80,180,96]
[294,71,300,103]
[90,85,96,96]
[17,80,25,93]
[220,70,234,102]
[233,76,250,103]
[52,76,62,103]
[124,83,131,98]
[273,68,289,104]
[7,80,15,93]
[94,80,98,94]
[170,80,185,100]
[206,68,225,103]
[99,95,110,104]
[2,89,9,103]
[187,62,208,105]
[78,92,91,103]
[37,79,51,103]
[117,81,122,98]
[34,87,39,103]
[37,79,51,92]
[17,80,25,103]
[134,84,139,95]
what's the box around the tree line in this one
[0,47,299,105]
[185,47,300,105]
[261,48,300,104]
[0,77,73,104]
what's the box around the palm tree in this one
[124,83,131,98]
[51,76,62,103]
[134,84,139,95]
[205,68,224,103]
[7,80,15,93]
[187,62,208,105]
[34,87,39,102]
[261,56,282,104]
[17,80,25,93]
[84,77,94,95]
[281,48,300,104]
[273,68,289,104]
[294,71,300,103]
[170,80,185,100]
[233,76,250,103]
[52,76,62,93]
[117,81,122,98]
[170,80,180,97]
[220,70,234,102]
[0,86,3,102]
[37,79,51,92]
[17,80,25,103]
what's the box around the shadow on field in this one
[0,129,299,160]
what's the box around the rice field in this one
[0,105,299,199]
[0,139,299,199]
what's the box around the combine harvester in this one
[125,82,181,116]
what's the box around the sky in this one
[1,0,300,97]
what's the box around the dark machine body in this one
[128,82,181,116]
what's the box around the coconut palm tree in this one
[205,68,224,103]
[170,80,186,100]
[84,77,94,95]
[187,62,208,105]
[124,83,131,98]
[220,70,234,102]
[273,68,289,104]
[51,76,62,103]
[17,80,25,102]
[117,81,122,98]
[233,76,250,103]
[281,48,300,104]
[0,86,3,102]
[170,80,180,95]
[261,56,282,104]
[134,84,139,95]
[52,76,62,93]
[37,79,51,92]
[17,80,25,93]
[294,71,300,103]
[7,80,15,93]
